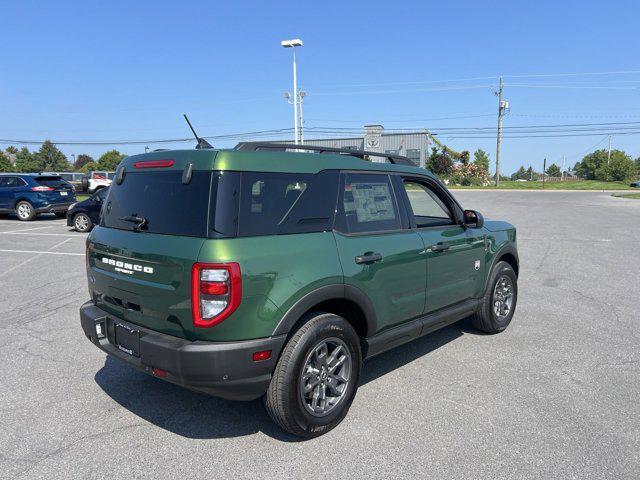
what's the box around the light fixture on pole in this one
[281,38,303,145]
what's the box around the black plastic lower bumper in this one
[80,301,286,401]
[36,202,73,214]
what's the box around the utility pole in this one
[495,76,505,186]
[607,135,612,165]
[542,158,546,189]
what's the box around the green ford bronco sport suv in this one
[80,143,518,438]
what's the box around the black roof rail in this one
[234,142,415,166]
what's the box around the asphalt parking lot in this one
[1,191,638,479]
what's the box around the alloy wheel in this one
[74,214,90,232]
[17,203,32,220]
[493,275,514,318]
[299,338,352,417]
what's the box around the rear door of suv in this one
[333,171,426,331]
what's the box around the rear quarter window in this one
[237,170,339,237]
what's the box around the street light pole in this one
[281,39,303,145]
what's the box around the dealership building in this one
[298,125,432,168]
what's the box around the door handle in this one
[431,243,450,252]
[355,252,383,264]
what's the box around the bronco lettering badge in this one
[101,257,154,275]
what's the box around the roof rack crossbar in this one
[234,142,414,166]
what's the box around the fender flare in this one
[271,284,378,337]
[484,242,519,292]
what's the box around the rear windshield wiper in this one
[120,215,148,231]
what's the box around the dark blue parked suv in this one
[0,173,77,221]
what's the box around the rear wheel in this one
[264,312,361,438]
[16,201,36,221]
[471,260,518,333]
[73,213,93,232]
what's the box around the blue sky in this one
[2,0,639,173]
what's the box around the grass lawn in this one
[450,180,634,190]
[612,192,640,199]
[76,194,90,201]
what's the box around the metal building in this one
[297,125,431,168]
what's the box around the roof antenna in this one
[183,114,213,149]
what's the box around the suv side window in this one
[401,179,455,228]
[237,170,338,237]
[0,176,25,188]
[336,172,400,234]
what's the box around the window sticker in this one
[348,182,395,223]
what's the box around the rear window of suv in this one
[102,171,212,237]
[35,176,71,188]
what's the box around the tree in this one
[459,150,470,165]
[15,147,39,172]
[473,149,490,173]
[34,141,71,172]
[79,161,98,173]
[511,166,527,180]
[426,147,454,176]
[526,166,540,181]
[0,152,13,172]
[5,146,18,155]
[602,153,637,181]
[546,163,561,177]
[74,154,94,170]
[579,149,635,181]
[97,150,126,170]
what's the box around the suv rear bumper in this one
[35,201,74,213]
[80,301,286,401]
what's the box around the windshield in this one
[101,171,212,237]
[35,176,72,189]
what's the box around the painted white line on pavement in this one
[0,232,86,238]
[0,225,60,234]
[0,239,79,278]
[0,248,84,257]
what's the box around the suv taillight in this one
[31,186,54,191]
[191,262,241,328]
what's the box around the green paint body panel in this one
[87,148,518,344]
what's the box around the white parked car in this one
[82,171,113,193]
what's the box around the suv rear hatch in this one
[34,175,76,201]
[87,154,220,340]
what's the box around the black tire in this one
[15,201,36,221]
[54,212,67,218]
[471,260,518,334]
[264,312,362,438]
[81,176,88,192]
[73,213,93,232]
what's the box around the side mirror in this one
[463,209,484,229]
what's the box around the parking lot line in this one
[0,232,85,238]
[0,248,84,256]
[0,225,61,234]
[0,239,80,278]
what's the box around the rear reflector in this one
[133,159,175,169]
[152,367,167,378]
[252,350,271,362]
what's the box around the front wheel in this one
[264,312,361,438]
[73,213,93,232]
[16,201,36,221]
[471,260,518,333]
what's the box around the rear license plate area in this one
[114,323,140,357]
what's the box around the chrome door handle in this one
[355,253,383,264]
[431,243,450,252]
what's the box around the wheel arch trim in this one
[271,284,378,337]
